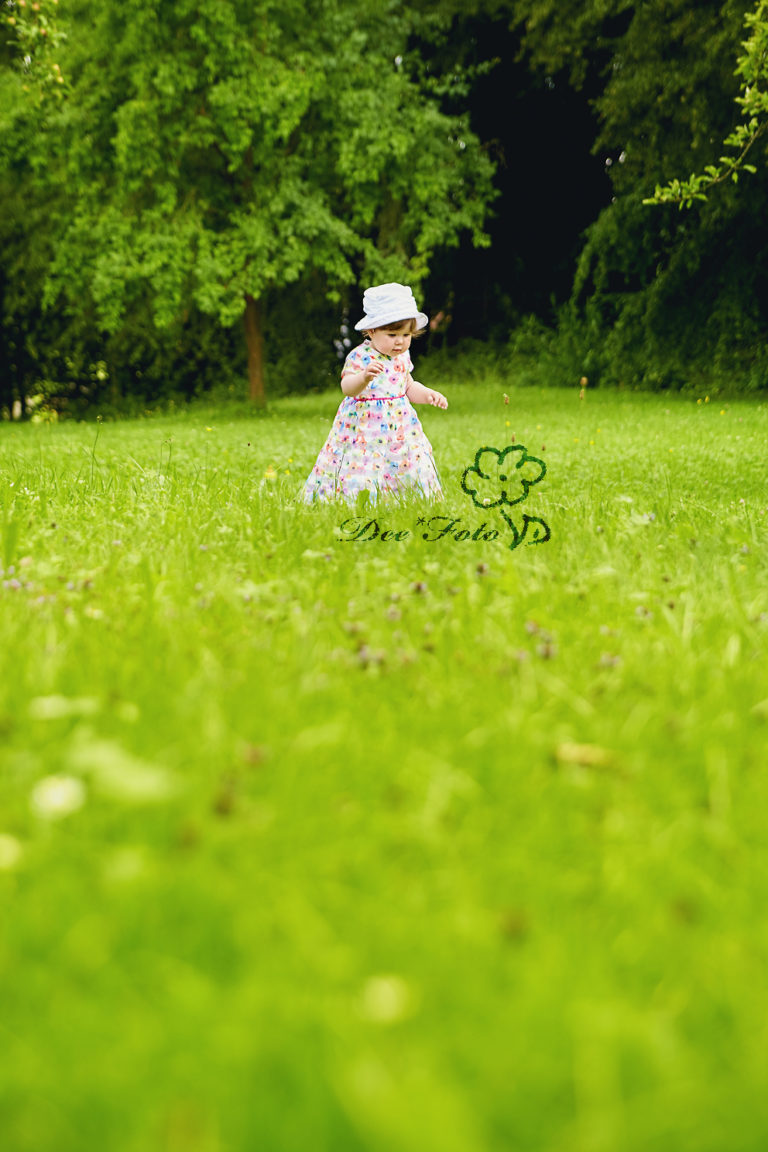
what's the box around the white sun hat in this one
[354,282,428,331]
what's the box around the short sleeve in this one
[341,344,371,377]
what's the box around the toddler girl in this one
[303,282,447,504]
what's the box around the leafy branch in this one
[644,0,768,208]
[1,0,67,95]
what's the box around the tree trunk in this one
[243,292,266,406]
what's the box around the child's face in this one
[368,325,413,358]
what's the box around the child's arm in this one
[341,361,385,397]
[406,378,448,409]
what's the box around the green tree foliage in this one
[511,0,750,183]
[2,0,495,407]
[645,0,768,206]
[1,4,64,413]
[513,0,768,390]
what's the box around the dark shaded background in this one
[424,17,612,342]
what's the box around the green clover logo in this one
[461,445,551,550]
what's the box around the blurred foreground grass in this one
[1,383,767,1152]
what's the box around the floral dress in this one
[302,341,443,504]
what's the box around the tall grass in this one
[1,383,767,1152]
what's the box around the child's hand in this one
[425,388,448,409]
[363,361,385,383]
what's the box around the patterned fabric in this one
[302,341,443,504]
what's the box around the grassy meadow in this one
[1,379,767,1152]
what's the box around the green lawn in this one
[1,382,767,1152]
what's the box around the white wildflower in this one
[30,775,86,820]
